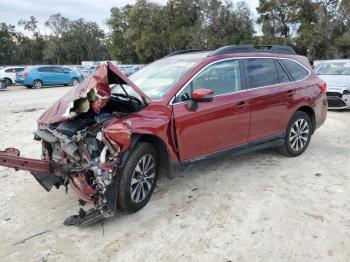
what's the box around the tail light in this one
[20,73,28,78]
[318,81,327,93]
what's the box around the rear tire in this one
[33,80,43,89]
[4,78,12,86]
[117,142,158,213]
[279,111,312,157]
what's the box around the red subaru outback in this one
[0,45,327,225]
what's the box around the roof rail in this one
[166,49,207,57]
[208,45,296,56]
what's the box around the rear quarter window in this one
[280,59,309,81]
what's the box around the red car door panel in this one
[173,92,250,161]
[172,59,250,161]
[243,58,297,141]
[246,84,296,142]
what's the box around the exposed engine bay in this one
[0,62,151,226]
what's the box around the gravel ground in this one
[0,85,349,262]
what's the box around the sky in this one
[0,0,260,34]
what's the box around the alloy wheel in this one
[4,78,11,86]
[289,119,310,151]
[130,154,156,203]
[34,80,42,89]
[71,79,79,85]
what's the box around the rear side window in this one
[245,58,279,88]
[275,60,291,83]
[280,59,309,81]
[5,68,15,73]
[37,67,52,72]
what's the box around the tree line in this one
[0,0,349,65]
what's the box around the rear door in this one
[172,59,250,161]
[243,58,295,142]
[37,67,53,85]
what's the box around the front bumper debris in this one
[0,147,118,226]
[0,148,54,174]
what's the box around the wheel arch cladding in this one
[296,106,316,132]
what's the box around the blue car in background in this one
[16,66,83,88]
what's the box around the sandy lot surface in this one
[0,85,349,262]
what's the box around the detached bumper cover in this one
[0,148,65,191]
[0,148,52,174]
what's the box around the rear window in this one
[280,59,309,81]
[245,58,279,88]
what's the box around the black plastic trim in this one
[208,45,296,57]
[179,133,285,166]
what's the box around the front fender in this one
[103,107,178,162]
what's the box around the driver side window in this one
[174,59,241,103]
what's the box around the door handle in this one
[233,101,249,110]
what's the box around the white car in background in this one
[315,60,350,109]
[0,66,26,86]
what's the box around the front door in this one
[172,59,250,161]
[51,67,67,85]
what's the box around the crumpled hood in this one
[318,74,350,92]
[38,62,150,125]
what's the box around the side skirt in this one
[169,134,285,176]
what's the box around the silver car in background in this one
[315,60,350,109]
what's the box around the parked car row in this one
[16,66,83,89]
[315,60,350,109]
[0,64,142,90]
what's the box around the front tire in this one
[279,111,312,157]
[117,142,158,213]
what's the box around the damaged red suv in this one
[0,45,327,225]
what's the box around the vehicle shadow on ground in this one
[101,146,283,227]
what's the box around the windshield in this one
[316,62,350,75]
[129,55,206,99]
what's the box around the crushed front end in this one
[36,118,120,226]
[0,62,150,226]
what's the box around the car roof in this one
[164,51,211,59]
[3,66,26,69]
[318,59,350,63]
